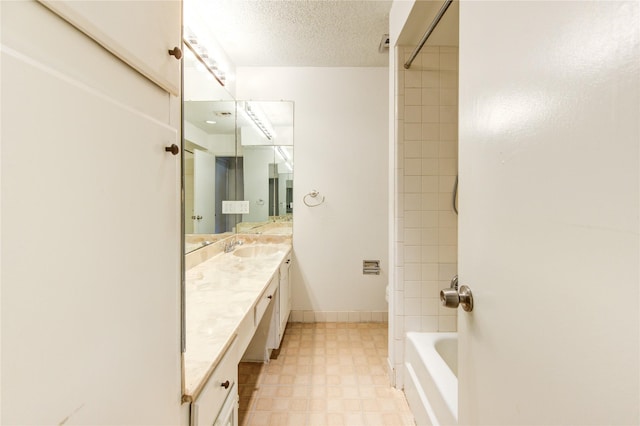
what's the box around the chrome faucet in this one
[223,239,243,253]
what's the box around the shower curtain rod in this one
[404,0,454,69]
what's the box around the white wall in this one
[237,67,389,321]
[184,122,235,156]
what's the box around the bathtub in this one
[404,332,458,426]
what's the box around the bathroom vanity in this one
[182,235,292,426]
[181,12,295,425]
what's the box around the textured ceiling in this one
[191,0,393,67]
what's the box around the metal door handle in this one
[440,275,474,312]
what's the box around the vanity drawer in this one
[191,337,238,426]
[255,275,278,327]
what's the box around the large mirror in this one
[183,47,294,253]
[235,101,294,235]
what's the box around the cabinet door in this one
[1,41,181,424]
[192,346,238,426]
[278,256,292,338]
[38,0,181,95]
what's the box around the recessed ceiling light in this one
[205,120,217,124]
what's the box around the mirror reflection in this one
[183,98,294,253]
[236,101,294,235]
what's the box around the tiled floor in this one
[238,322,415,426]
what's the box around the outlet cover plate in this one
[222,201,250,214]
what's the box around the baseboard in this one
[289,310,388,323]
[387,357,396,388]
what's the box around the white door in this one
[194,149,217,234]
[458,2,639,424]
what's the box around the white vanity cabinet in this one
[191,339,239,426]
[243,274,279,362]
[277,252,293,345]
[242,252,292,362]
[37,0,181,95]
[184,243,292,424]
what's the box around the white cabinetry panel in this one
[191,339,238,426]
[1,43,180,424]
[38,0,181,95]
[278,253,292,344]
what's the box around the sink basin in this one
[232,244,283,258]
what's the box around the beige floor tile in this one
[277,374,295,385]
[373,375,390,385]
[310,374,327,385]
[254,397,277,411]
[288,397,308,411]
[343,412,366,426]
[285,412,307,426]
[238,322,414,426]
[307,412,327,426]
[362,411,388,426]
[326,412,346,426]
[341,386,360,399]
[308,397,327,412]
[260,373,280,385]
[245,412,270,426]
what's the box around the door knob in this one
[168,46,182,60]
[165,144,179,155]
[440,275,474,312]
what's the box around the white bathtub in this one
[404,332,458,426]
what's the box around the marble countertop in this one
[183,237,292,401]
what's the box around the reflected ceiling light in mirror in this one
[184,26,227,86]
[243,102,276,141]
[275,146,293,172]
[205,120,217,125]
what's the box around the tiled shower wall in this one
[393,46,458,387]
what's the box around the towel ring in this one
[303,190,325,207]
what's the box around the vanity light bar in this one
[183,29,226,86]
[245,103,274,140]
[275,146,293,171]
